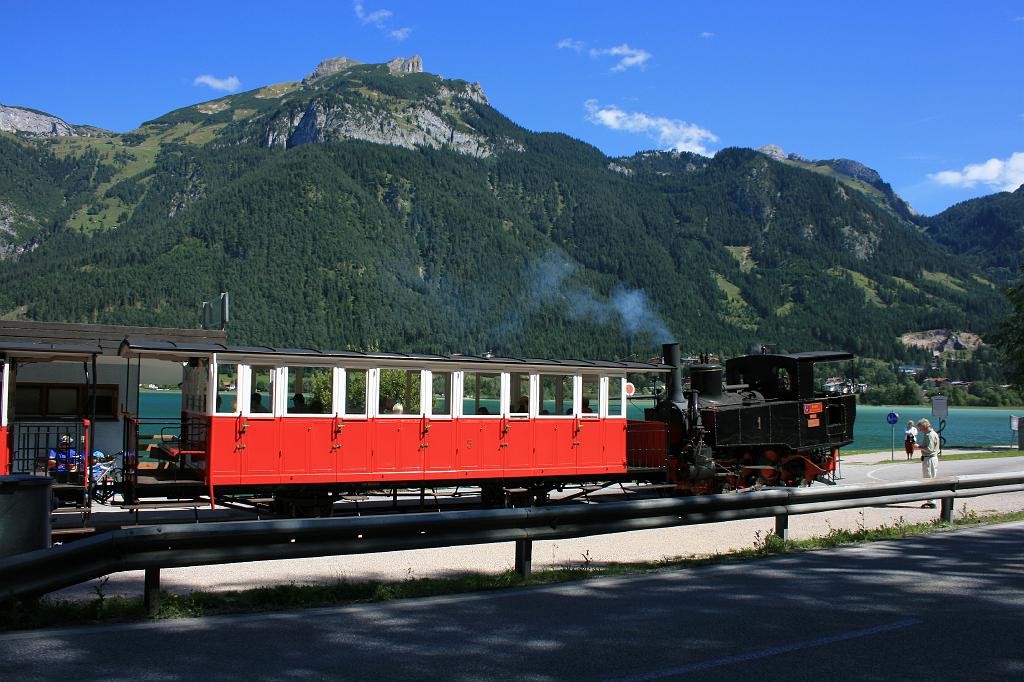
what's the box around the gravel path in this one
[46,451,1024,602]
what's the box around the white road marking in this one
[605,618,922,681]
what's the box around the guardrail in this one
[2,472,1023,613]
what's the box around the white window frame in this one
[579,373,601,420]
[505,370,533,420]
[375,367,425,419]
[283,364,336,418]
[537,372,576,419]
[426,369,455,420]
[1,361,8,428]
[340,367,369,419]
[243,363,281,418]
[210,356,242,417]
[604,375,627,419]
[459,369,503,419]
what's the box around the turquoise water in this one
[854,405,1020,450]
[139,393,1023,450]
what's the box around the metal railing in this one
[1,471,1023,610]
[122,417,208,502]
[9,421,90,509]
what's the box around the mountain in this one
[0,104,108,138]
[758,144,916,221]
[924,185,1024,281]
[0,57,1008,361]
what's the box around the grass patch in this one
[3,508,1022,633]
[922,270,967,294]
[874,450,1024,465]
[713,273,758,331]
[724,245,755,273]
[827,267,885,307]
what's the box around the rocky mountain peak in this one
[303,56,363,84]
[303,55,424,84]
[0,104,77,137]
[386,55,423,74]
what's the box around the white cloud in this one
[929,152,1024,192]
[354,1,409,39]
[584,99,719,156]
[589,43,652,72]
[700,31,715,39]
[193,74,241,92]
[557,38,585,52]
[354,1,391,27]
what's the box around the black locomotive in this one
[641,343,856,493]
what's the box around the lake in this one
[139,393,1023,451]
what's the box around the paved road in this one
[840,452,1024,486]
[6,521,1023,681]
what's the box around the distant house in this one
[897,365,925,375]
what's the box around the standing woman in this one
[917,418,940,508]
[904,420,918,460]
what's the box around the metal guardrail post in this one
[940,498,954,524]
[774,513,790,541]
[515,539,532,578]
[144,567,160,615]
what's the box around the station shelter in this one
[0,320,226,507]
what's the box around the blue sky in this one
[2,1,1021,215]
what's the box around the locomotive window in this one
[344,369,367,416]
[215,363,238,414]
[581,375,600,417]
[287,366,333,415]
[379,368,421,416]
[463,372,501,417]
[539,374,574,417]
[431,372,452,417]
[249,365,276,416]
[776,368,793,397]
[507,372,532,416]
[606,377,625,418]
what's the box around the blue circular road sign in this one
[886,411,899,425]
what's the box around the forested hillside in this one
[0,58,1012,362]
[925,185,1024,280]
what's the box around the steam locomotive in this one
[640,343,856,494]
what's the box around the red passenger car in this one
[117,340,671,507]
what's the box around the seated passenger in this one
[515,396,529,413]
[391,402,404,414]
[251,392,270,413]
[582,397,593,414]
[476,406,490,415]
[291,393,307,413]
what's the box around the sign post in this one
[886,411,899,461]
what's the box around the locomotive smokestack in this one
[662,342,684,404]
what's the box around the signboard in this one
[1011,415,1020,432]
[931,395,948,418]
[201,292,230,331]
[886,411,899,425]
[624,382,635,397]
[803,403,823,415]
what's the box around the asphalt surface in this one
[4,521,1023,681]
